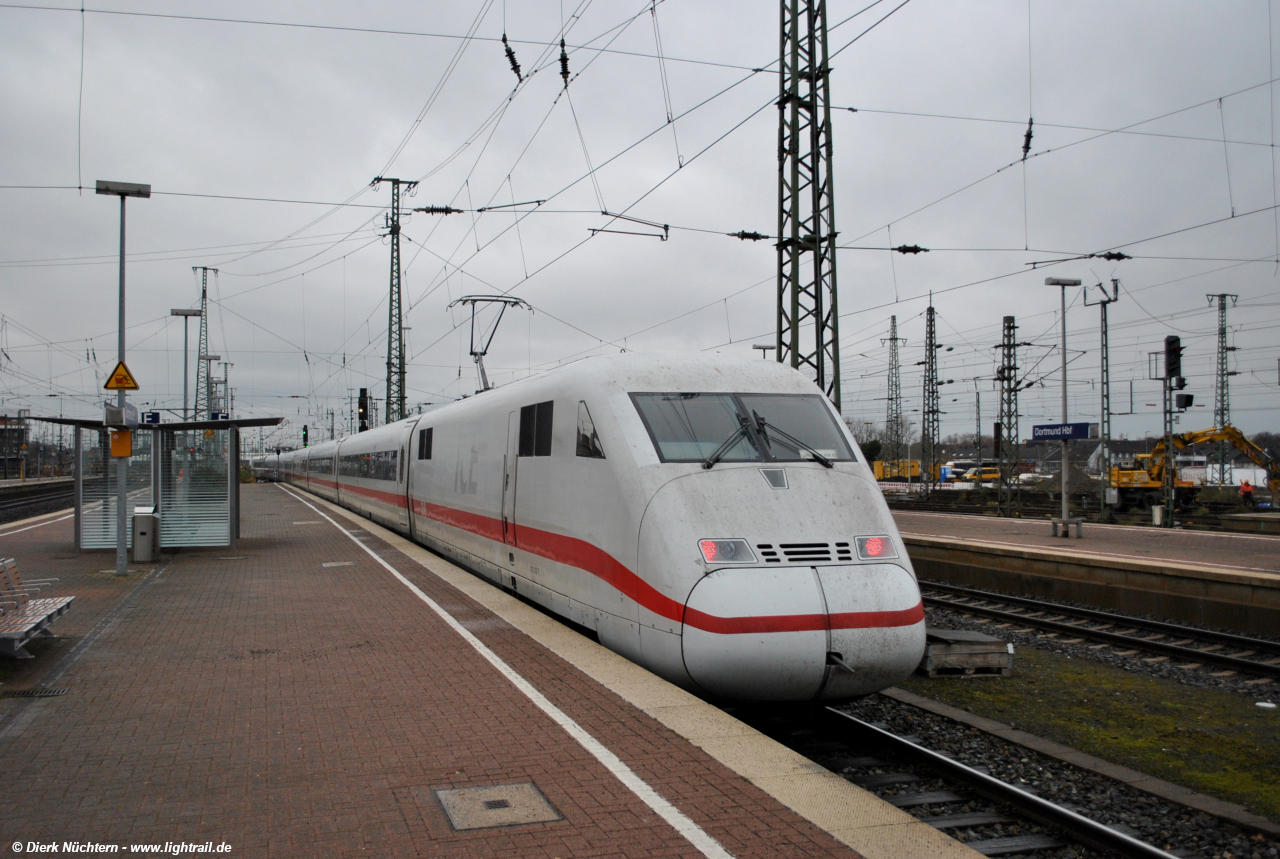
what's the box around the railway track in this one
[731,703,1186,858]
[920,580,1280,681]
[0,488,73,515]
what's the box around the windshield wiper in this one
[702,419,752,470]
[753,412,833,468]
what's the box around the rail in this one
[921,580,1280,680]
[824,708,1180,859]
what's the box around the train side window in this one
[418,427,433,460]
[576,401,605,459]
[519,401,554,457]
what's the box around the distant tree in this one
[860,439,882,462]
[1251,431,1279,457]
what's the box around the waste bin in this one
[1151,504,1164,527]
[132,506,159,562]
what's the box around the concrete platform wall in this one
[905,536,1280,637]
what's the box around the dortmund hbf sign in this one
[1032,422,1099,441]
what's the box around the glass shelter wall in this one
[160,429,232,547]
[78,428,153,550]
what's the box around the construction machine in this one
[1108,426,1280,511]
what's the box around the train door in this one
[398,442,409,530]
[502,411,519,545]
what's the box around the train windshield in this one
[631,392,855,464]
[631,393,761,462]
[739,394,855,462]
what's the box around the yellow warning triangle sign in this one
[104,361,140,390]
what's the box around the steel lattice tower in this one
[1086,281,1120,521]
[193,267,213,420]
[882,315,905,474]
[777,0,840,407]
[921,303,940,494]
[1209,293,1238,485]
[376,177,417,424]
[996,316,1021,517]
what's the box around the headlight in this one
[698,539,757,564]
[855,535,898,560]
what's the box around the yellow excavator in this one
[1109,426,1280,511]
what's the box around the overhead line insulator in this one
[893,244,928,254]
[1022,117,1034,161]
[559,39,570,89]
[414,205,462,215]
[502,33,523,83]
[731,231,769,241]
[1094,251,1131,261]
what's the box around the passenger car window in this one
[576,401,605,459]
[418,428,433,460]
[519,401,554,457]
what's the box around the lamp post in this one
[170,308,201,420]
[1046,277,1082,533]
[97,179,150,576]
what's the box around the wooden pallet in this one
[918,628,1013,677]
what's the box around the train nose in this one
[680,565,925,701]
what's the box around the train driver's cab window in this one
[519,401,554,457]
[418,427,433,460]
[630,392,856,463]
[576,401,605,459]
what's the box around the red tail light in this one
[855,535,898,561]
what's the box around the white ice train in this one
[266,354,926,701]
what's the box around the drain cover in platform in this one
[435,783,561,830]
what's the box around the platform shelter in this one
[34,416,280,552]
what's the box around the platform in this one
[894,511,1280,635]
[0,486,978,858]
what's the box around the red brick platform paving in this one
[893,509,1280,574]
[0,485,863,858]
[0,511,149,688]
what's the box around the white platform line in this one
[278,485,733,859]
[0,512,73,537]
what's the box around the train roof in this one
[284,353,829,454]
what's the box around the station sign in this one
[211,412,230,421]
[142,411,162,425]
[1032,422,1099,441]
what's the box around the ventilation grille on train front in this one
[756,542,853,563]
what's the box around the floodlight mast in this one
[446,295,531,392]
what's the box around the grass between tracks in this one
[900,645,1280,823]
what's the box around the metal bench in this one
[0,557,74,659]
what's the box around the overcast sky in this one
[3,0,1279,449]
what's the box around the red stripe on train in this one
[411,498,923,635]
[339,481,408,508]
